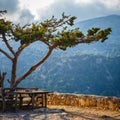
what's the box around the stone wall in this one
[47,93,120,111]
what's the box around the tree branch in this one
[16,43,30,56]
[0,48,13,60]
[13,46,54,88]
[2,33,15,55]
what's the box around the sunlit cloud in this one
[0,0,120,23]
[100,0,120,10]
[75,0,95,4]
[75,0,120,10]
[19,0,54,20]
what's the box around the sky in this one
[0,0,120,25]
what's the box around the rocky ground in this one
[0,105,120,120]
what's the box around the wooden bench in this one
[14,87,39,109]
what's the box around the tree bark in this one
[10,57,18,88]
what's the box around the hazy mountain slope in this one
[72,15,120,57]
[21,54,120,97]
[0,15,120,97]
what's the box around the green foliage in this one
[0,19,12,34]
[12,23,48,44]
[0,10,12,34]
[87,27,112,42]
[55,28,84,50]
[0,12,112,49]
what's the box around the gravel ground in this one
[0,105,120,120]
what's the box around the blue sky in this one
[0,0,120,24]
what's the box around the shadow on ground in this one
[0,108,119,120]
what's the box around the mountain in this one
[0,15,120,97]
[71,15,120,57]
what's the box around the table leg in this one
[42,93,47,108]
[31,93,35,109]
[15,93,18,110]
[19,94,23,109]
[44,93,47,108]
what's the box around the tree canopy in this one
[0,11,112,89]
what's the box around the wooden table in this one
[14,90,50,109]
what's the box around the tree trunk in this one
[10,57,18,88]
[12,46,54,88]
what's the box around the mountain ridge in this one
[76,14,120,23]
[0,14,120,97]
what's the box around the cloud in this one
[0,0,35,24]
[18,0,54,20]
[18,9,35,25]
[37,0,120,21]
[100,0,120,10]
[75,0,95,4]
[37,0,81,20]
[0,0,20,13]
[0,0,120,23]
